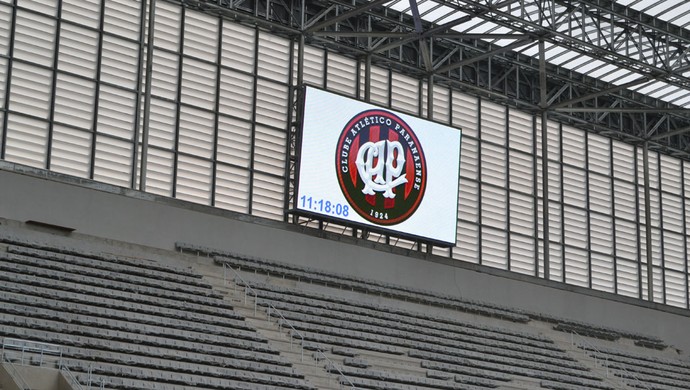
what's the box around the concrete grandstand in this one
[2,0,690,389]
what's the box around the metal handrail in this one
[221,262,357,389]
[2,337,62,367]
[571,331,653,390]
[59,362,85,390]
[2,354,31,390]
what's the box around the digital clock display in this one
[295,87,462,246]
[299,196,350,217]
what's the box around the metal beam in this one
[409,0,433,72]
[650,125,690,141]
[370,13,477,54]
[553,107,690,114]
[304,0,390,33]
[435,38,533,74]
[549,76,655,109]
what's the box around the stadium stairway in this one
[0,235,319,390]
[183,245,690,390]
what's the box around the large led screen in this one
[295,87,462,246]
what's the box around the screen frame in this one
[291,85,462,247]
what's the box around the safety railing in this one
[59,362,85,390]
[571,331,653,390]
[1,338,62,367]
[221,262,357,389]
[1,354,31,390]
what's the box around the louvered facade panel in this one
[508,150,533,195]
[458,178,478,223]
[150,49,179,100]
[215,163,250,213]
[147,99,176,150]
[216,116,251,168]
[92,134,132,187]
[509,191,533,236]
[481,143,506,187]
[637,148,659,188]
[481,184,507,227]
[454,220,479,263]
[391,72,418,115]
[587,133,610,173]
[510,234,535,275]
[612,142,635,181]
[9,62,52,119]
[4,114,48,168]
[252,172,284,220]
[58,24,98,78]
[640,267,664,303]
[546,242,564,281]
[13,10,56,66]
[663,231,685,272]
[590,213,613,255]
[591,252,614,293]
[615,219,638,260]
[369,66,389,107]
[144,147,174,197]
[257,33,290,83]
[564,246,589,287]
[480,100,505,146]
[508,109,532,153]
[222,22,255,73]
[481,227,508,270]
[103,0,141,40]
[662,192,684,232]
[176,154,212,205]
[61,0,100,28]
[178,106,214,160]
[219,68,253,121]
[431,85,450,124]
[588,173,611,215]
[97,85,136,140]
[50,125,91,177]
[616,259,639,298]
[183,11,218,61]
[562,165,586,208]
[460,136,478,180]
[665,270,687,308]
[153,1,181,51]
[562,126,585,168]
[54,73,96,130]
[300,45,325,88]
[254,125,286,176]
[0,5,9,57]
[255,79,288,130]
[101,35,139,90]
[452,92,477,138]
[613,180,636,221]
[181,58,217,111]
[660,154,682,195]
[563,205,588,248]
[325,53,357,97]
[639,227,663,267]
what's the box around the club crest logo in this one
[335,109,427,225]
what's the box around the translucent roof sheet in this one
[384,0,690,108]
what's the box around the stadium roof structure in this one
[184,0,690,159]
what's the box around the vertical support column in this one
[286,33,305,224]
[539,39,551,280]
[139,0,157,191]
[643,141,654,302]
